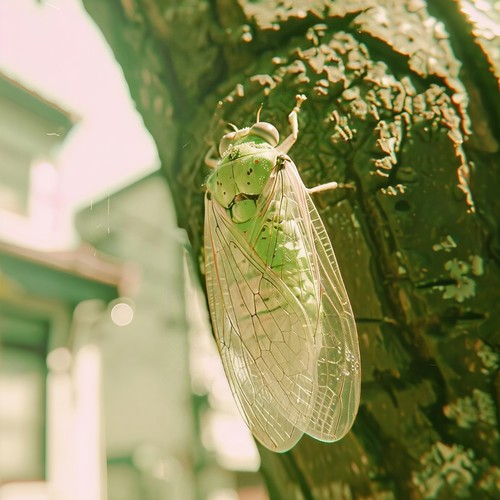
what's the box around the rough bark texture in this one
[82,0,500,498]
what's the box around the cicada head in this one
[218,121,280,158]
[249,122,280,147]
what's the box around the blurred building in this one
[0,72,75,249]
[0,72,197,500]
[75,172,197,500]
[0,72,122,499]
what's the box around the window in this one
[0,314,47,482]
[0,138,32,215]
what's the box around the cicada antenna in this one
[185,99,224,187]
[205,100,225,146]
[256,102,264,123]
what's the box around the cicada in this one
[204,95,360,452]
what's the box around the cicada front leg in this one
[278,95,355,195]
[204,145,219,169]
[278,94,307,154]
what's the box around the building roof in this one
[0,70,78,136]
[0,239,123,305]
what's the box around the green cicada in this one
[204,95,360,452]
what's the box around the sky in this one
[0,0,159,246]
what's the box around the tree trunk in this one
[82,0,500,497]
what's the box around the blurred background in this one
[0,1,267,499]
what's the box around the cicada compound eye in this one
[250,122,280,147]
[219,131,236,157]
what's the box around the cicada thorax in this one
[206,142,278,224]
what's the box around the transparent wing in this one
[204,196,316,452]
[279,159,361,442]
[204,157,360,451]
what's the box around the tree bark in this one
[82,0,500,497]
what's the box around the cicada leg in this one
[307,181,355,194]
[278,94,356,195]
[205,145,219,169]
[278,94,307,154]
